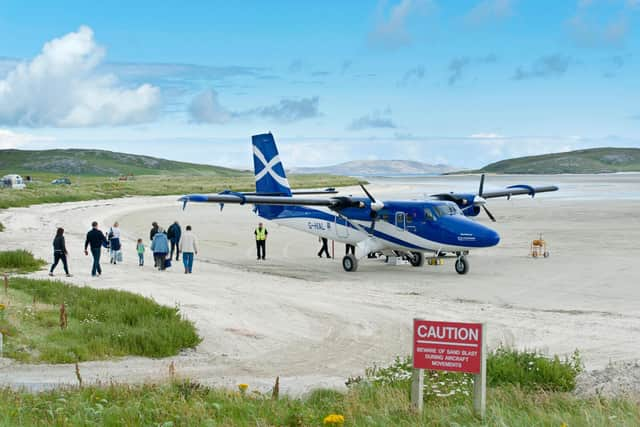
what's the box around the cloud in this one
[0,26,161,127]
[398,65,426,86]
[465,0,514,25]
[567,1,637,48]
[288,59,304,73]
[188,89,231,124]
[188,92,321,124]
[340,60,353,74]
[348,109,397,130]
[512,54,571,80]
[0,128,54,149]
[250,97,321,122]
[469,132,504,139]
[447,54,497,85]
[368,0,433,49]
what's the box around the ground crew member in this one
[318,237,330,258]
[255,222,268,260]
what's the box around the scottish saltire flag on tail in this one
[252,133,292,218]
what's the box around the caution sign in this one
[413,319,482,374]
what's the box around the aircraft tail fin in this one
[252,133,291,219]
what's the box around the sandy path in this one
[1,175,639,395]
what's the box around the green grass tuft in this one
[0,250,46,274]
[0,221,4,232]
[351,348,582,405]
[0,277,201,363]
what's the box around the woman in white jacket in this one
[179,225,198,274]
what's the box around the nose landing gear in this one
[455,255,469,275]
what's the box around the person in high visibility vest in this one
[255,222,268,260]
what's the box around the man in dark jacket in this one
[167,221,182,261]
[84,221,107,276]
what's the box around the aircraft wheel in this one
[409,251,424,267]
[543,251,550,258]
[342,254,358,272]
[455,256,469,275]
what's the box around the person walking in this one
[108,221,122,264]
[136,238,145,266]
[318,237,330,258]
[179,225,198,274]
[151,228,170,271]
[255,222,268,260]
[150,221,159,266]
[167,221,182,261]
[84,221,107,277]
[49,227,72,277]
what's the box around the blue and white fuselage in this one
[262,201,499,259]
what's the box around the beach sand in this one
[1,176,639,396]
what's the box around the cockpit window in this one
[424,208,435,221]
[434,204,462,217]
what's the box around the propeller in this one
[360,183,384,232]
[477,174,496,222]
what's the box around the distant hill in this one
[289,160,454,176]
[476,147,640,174]
[0,149,247,177]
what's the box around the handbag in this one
[164,258,172,268]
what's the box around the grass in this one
[471,147,640,174]
[0,277,201,363]
[0,380,637,426]
[349,348,583,406]
[0,221,4,232]
[0,250,47,274]
[0,173,362,209]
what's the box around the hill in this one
[289,159,453,176]
[477,147,640,174]
[0,148,246,177]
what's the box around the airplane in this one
[179,133,558,274]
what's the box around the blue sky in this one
[0,0,639,168]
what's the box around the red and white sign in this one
[413,319,482,374]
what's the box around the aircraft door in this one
[335,215,349,238]
[395,212,406,231]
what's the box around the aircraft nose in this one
[486,229,500,246]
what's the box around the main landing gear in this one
[408,251,424,267]
[342,254,358,272]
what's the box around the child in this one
[136,238,145,266]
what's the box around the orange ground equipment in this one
[530,234,549,258]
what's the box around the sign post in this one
[412,319,486,417]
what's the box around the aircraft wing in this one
[479,184,558,199]
[179,193,363,210]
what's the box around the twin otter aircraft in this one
[180,133,558,274]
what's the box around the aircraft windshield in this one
[434,204,462,217]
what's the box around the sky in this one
[0,0,639,169]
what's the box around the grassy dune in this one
[0,250,47,274]
[0,277,201,363]
[0,173,361,209]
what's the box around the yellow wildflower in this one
[560,423,568,427]
[238,383,249,393]
[323,414,345,426]
[0,303,5,311]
